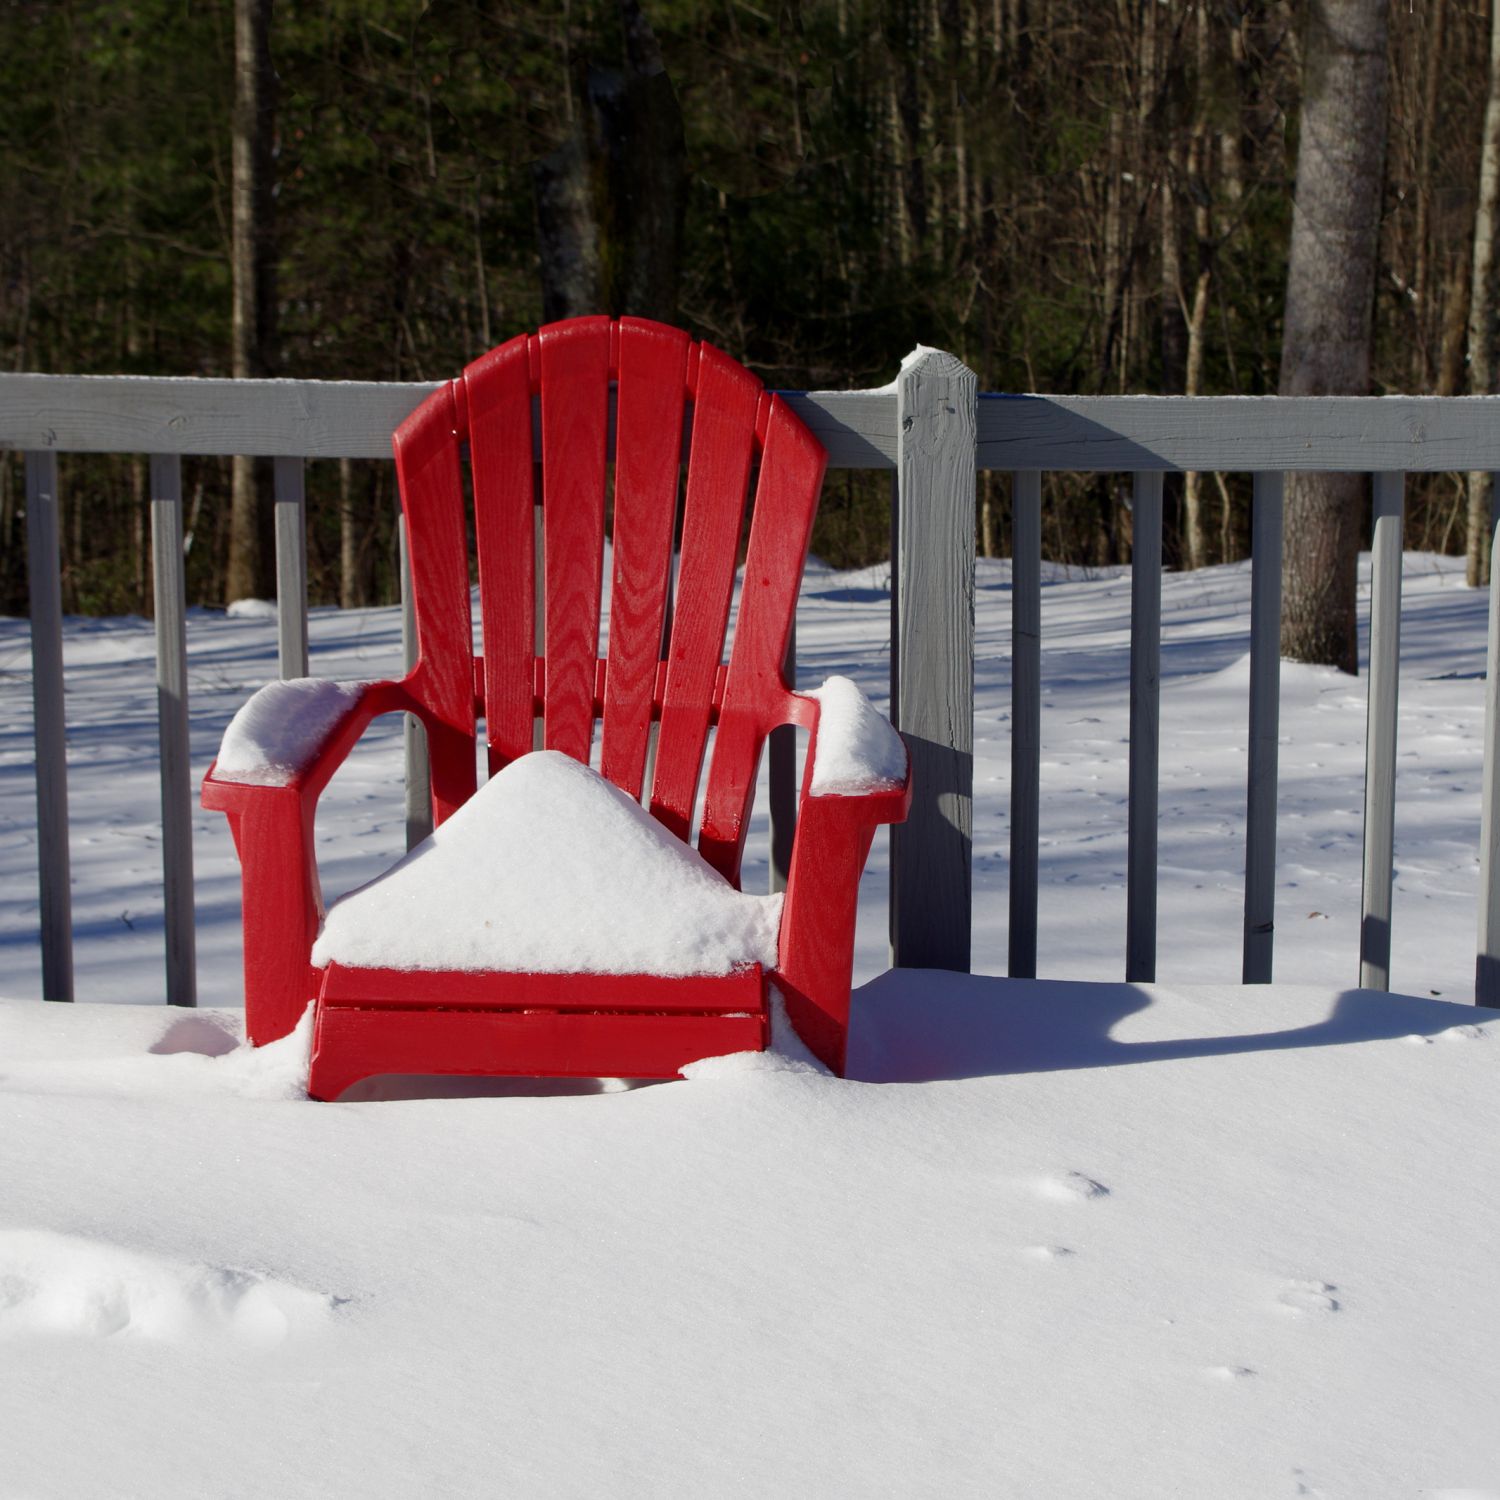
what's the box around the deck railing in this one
[5,351,1500,1009]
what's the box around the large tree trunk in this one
[1279,0,1391,674]
[532,0,685,326]
[227,0,277,604]
[1467,0,1500,587]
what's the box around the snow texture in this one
[803,674,906,795]
[312,749,782,975]
[215,675,366,785]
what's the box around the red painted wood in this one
[650,344,762,842]
[205,317,909,1086]
[466,334,536,771]
[308,1007,768,1101]
[538,317,610,763]
[392,382,478,824]
[601,319,690,796]
[320,961,764,1013]
[699,395,827,882]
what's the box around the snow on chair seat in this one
[201,315,911,1097]
[312,751,783,977]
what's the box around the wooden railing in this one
[6,352,1500,1009]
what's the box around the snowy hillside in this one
[1,552,1498,1495]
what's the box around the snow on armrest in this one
[214,678,370,787]
[801,676,906,797]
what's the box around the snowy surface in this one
[803,674,907,795]
[2,983,1497,1497]
[215,675,366,786]
[3,550,1500,1493]
[313,750,782,975]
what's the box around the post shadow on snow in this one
[843,970,1498,1084]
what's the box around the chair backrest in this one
[391,315,827,886]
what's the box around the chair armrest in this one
[202,677,415,811]
[793,675,911,818]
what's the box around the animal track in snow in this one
[1440,1024,1487,1042]
[1277,1279,1340,1316]
[0,1230,337,1347]
[1038,1172,1110,1202]
[1022,1244,1076,1262]
[1205,1364,1256,1381]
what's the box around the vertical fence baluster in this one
[1009,470,1042,978]
[1126,471,1163,983]
[273,456,309,679]
[150,454,196,1007]
[25,451,74,1001]
[1243,471,1284,982]
[1359,471,1404,990]
[399,507,432,851]
[1478,522,1500,1004]
[891,349,977,970]
[769,621,797,893]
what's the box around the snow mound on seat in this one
[215,677,366,786]
[312,750,782,976]
[805,675,906,795]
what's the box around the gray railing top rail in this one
[7,371,1500,470]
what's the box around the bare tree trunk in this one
[227,0,276,604]
[1412,0,1447,388]
[1279,0,1391,674]
[1468,0,1500,587]
[1182,3,1215,571]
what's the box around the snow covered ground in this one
[2,551,1498,1495]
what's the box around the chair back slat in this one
[699,397,826,881]
[394,319,824,868]
[649,344,760,842]
[601,319,691,796]
[466,334,536,772]
[537,317,611,763]
[391,382,478,824]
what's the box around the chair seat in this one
[312,750,783,979]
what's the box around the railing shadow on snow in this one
[845,970,1499,1084]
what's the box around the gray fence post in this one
[891,348,977,971]
[1009,470,1042,978]
[1126,471,1163,983]
[769,622,797,893]
[1360,471,1404,991]
[1478,521,1500,1005]
[25,451,74,1001]
[150,454,197,1007]
[1243,472,1284,983]
[399,510,432,851]
[273,456,309,679]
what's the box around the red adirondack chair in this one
[202,316,910,1099]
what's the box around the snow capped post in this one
[891,346,977,971]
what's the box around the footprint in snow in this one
[0,1229,338,1347]
[1440,1024,1487,1042]
[1038,1172,1110,1202]
[1277,1279,1340,1316]
[1022,1245,1076,1262]
[1205,1364,1256,1382]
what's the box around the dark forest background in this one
[0,0,1487,619]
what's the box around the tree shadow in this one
[845,970,1497,1084]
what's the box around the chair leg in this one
[226,791,322,1045]
[775,800,878,1077]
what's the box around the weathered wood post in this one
[1359,471,1404,991]
[25,451,74,1002]
[150,454,197,1007]
[891,348,977,970]
[273,455,309,679]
